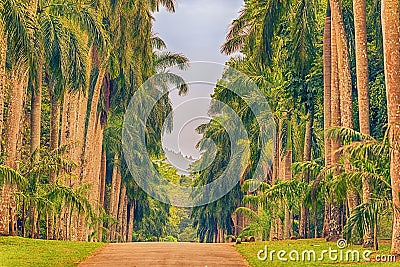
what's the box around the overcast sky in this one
[154,0,243,161]
[153,0,243,62]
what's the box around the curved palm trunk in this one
[331,0,360,216]
[353,0,373,248]
[381,0,400,256]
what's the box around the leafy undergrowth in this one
[235,238,398,266]
[0,236,105,267]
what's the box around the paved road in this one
[79,242,249,267]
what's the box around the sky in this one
[153,0,244,162]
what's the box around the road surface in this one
[79,242,249,267]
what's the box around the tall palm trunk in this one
[299,106,314,238]
[75,91,88,171]
[75,46,93,173]
[75,46,96,241]
[327,13,342,242]
[30,69,42,155]
[0,29,6,155]
[331,0,360,215]
[381,0,400,256]
[48,85,61,242]
[81,68,105,198]
[59,91,77,241]
[270,120,284,240]
[49,93,60,152]
[4,62,28,166]
[89,116,105,241]
[353,0,373,248]
[80,68,105,241]
[283,148,293,239]
[283,117,292,239]
[0,62,28,235]
[324,3,332,175]
[127,200,134,242]
[92,117,105,204]
[121,194,128,242]
[80,45,102,185]
[67,92,84,241]
[0,32,8,234]
[49,88,61,183]
[109,156,121,241]
[353,0,371,135]
[322,5,332,239]
[98,150,106,241]
[99,151,106,208]
[60,91,71,149]
[28,0,42,160]
[116,185,126,242]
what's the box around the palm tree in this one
[29,0,42,157]
[327,126,392,250]
[0,26,6,156]
[381,0,400,256]
[331,0,360,216]
[353,0,373,248]
[322,1,332,239]
[353,0,371,136]
[2,59,29,235]
[326,8,342,241]
[0,0,38,235]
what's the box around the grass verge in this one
[0,236,105,267]
[235,238,398,266]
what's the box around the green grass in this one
[235,238,398,266]
[0,236,105,267]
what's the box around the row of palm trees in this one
[0,0,189,242]
[191,0,400,256]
